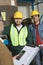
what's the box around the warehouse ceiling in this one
[17,0,35,3]
[17,0,43,6]
[34,0,43,5]
[17,0,35,6]
[35,0,43,3]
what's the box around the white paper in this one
[13,46,39,65]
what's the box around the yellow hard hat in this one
[31,10,40,16]
[14,11,23,18]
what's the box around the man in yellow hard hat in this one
[13,11,23,26]
[4,11,32,57]
[31,10,40,17]
[29,10,43,65]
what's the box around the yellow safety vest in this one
[10,24,28,46]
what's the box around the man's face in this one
[32,15,40,24]
[14,18,23,26]
[0,21,4,33]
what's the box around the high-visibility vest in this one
[10,24,28,46]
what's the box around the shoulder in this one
[3,25,11,34]
[40,21,43,25]
[28,24,33,29]
[39,21,43,27]
[4,25,11,31]
[38,21,43,29]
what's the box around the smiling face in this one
[14,18,23,26]
[32,15,40,25]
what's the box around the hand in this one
[40,46,43,48]
[13,54,19,60]
[39,44,43,48]
[1,35,8,39]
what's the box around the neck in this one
[35,21,39,25]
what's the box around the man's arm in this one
[0,40,14,65]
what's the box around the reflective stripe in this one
[10,24,28,46]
